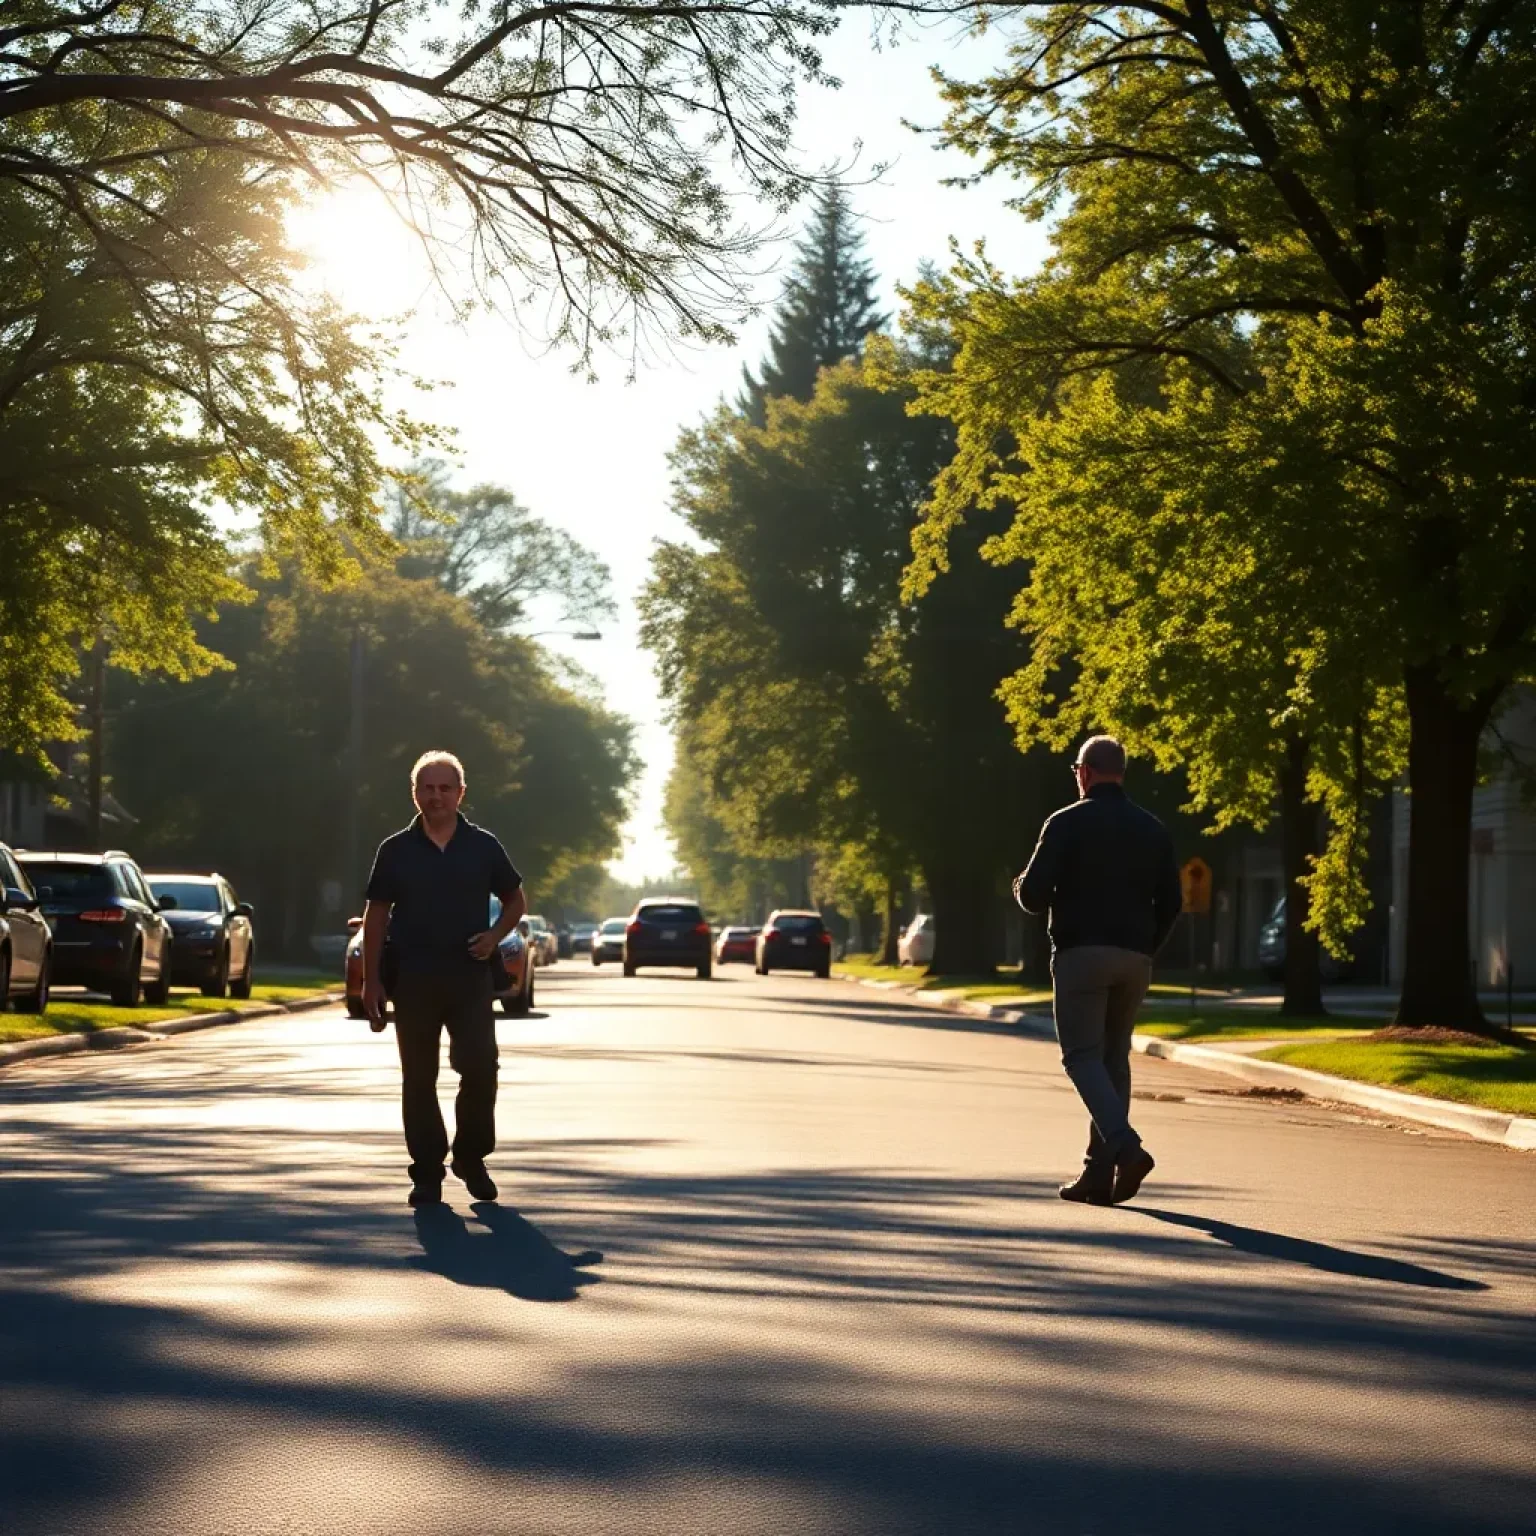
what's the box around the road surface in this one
[2,967,1533,1534]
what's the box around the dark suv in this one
[146,874,255,998]
[755,909,832,977]
[623,898,712,979]
[0,841,52,1012]
[17,850,173,1005]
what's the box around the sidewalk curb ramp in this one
[0,992,342,1070]
[841,975,1536,1153]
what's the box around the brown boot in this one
[1111,1147,1156,1205]
[1059,1168,1114,1205]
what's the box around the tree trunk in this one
[1277,735,1326,1016]
[1397,666,1500,1032]
[878,880,900,967]
[923,859,999,976]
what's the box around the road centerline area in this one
[2,969,1533,1535]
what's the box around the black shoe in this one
[408,1182,443,1207]
[1059,1170,1114,1205]
[451,1160,498,1202]
[1111,1147,1156,1205]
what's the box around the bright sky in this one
[291,17,1048,882]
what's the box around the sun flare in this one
[287,182,434,315]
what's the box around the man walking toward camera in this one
[362,751,527,1207]
[1014,735,1182,1206]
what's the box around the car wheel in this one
[697,960,711,980]
[345,996,367,1019]
[200,946,230,998]
[508,974,533,1017]
[110,946,143,1007]
[143,953,171,1006]
[229,947,253,1000]
[0,947,10,1011]
[15,948,50,1013]
[592,952,600,966]
[623,960,636,977]
[815,961,830,980]
[758,962,769,976]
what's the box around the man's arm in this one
[468,836,526,960]
[1151,835,1183,954]
[361,899,391,1027]
[1014,815,1064,915]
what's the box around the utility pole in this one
[85,630,106,848]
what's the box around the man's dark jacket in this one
[1014,782,1182,956]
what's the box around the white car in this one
[591,917,627,965]
[524,914,558,965]
[898,913,935,967]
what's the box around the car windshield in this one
[773,914,823,933]
[526,915,548,930]
[640,904,701,924]
[601,919,627,934]
[22,864,114,902]
[149,879,220,912]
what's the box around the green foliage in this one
[907,0,1536,993]
[740,183,886,421]
[110,563,636,953]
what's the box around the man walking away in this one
[362,751,527,1207]
[1014,735,1182,1206]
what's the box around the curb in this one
[837,973,1536,1152]
[0,990,343,1070]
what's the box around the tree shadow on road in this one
[411,1201,603,1301]
[1131,1207,1488,1290]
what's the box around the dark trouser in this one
[1051,944,1152,1172]
[392,967,498,1186]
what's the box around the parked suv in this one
[17,850,172,1005]
[624,898,711,979]
[145,873,255,999]
[0,841,52,1012]
[755,910,832,978]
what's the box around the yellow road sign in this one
[1180,856,1212,915]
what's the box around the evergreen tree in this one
[740,185,886,424]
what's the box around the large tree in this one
[918,0,1536,1029]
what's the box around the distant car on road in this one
[1257,897,1354,983]
[624,898,711,979]
[343,895,534,1018]
[898,913,935,968]
[591,917,627,965]
[569,921,597,955]
[755,910,832,978]
[17,849,172,1006]
[0,841,52,1013]
[715,926,760,965]
[525,914,558,965]
[145,873,255,998]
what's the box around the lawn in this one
[0,969,342,1045]
[1133,1006,1373,1042]
[1259,1037,1536,1118]
[832,959,1051,1005]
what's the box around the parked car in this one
[755,910,832,977]
[591,916,627,965]
[0,841,52,1013]
[525,914,558,965]
[1257,897,1355,983]
[624,898,711,978]
[145,873,255,998]
[343,896,535,1018]
[570,921,597,955]
[17,849,172,1005]
[898,913,935,968]
[715,925,760,964]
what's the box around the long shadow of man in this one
[411,1202,603,1302]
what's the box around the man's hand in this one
[363,976,388,1032]
[467,930,498,962]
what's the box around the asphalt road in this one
[2,967,1533,1535]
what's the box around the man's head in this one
[411,750,466,822]
[1073,734,1126,796]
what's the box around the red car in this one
[714,926,760,964]
[344,897,534,1017]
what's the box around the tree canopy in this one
[906,0,1536,1027]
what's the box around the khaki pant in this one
[1051,945,1152,1169]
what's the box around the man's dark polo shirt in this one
[365,814,522,974]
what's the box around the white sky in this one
[292,17,1048,882]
